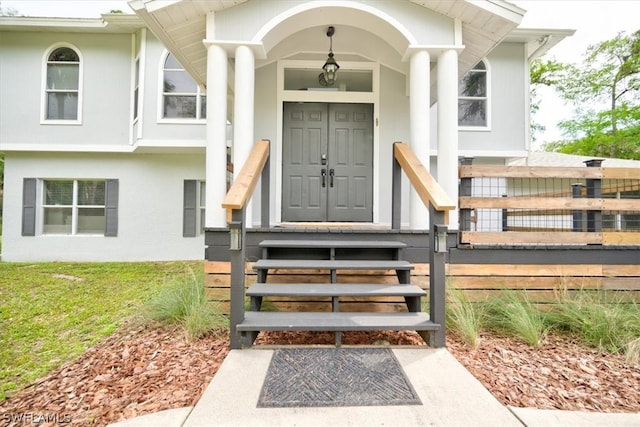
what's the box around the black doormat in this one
[257,348,422,408]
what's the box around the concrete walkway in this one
[109,348,640,427]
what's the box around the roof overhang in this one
[129,0,526,87]
[0,14,145,33]
[506,28,576,60]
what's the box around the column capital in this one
[202,40,266,60]
[402,45,464,62]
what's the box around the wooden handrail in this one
[393,142,455,212]
[221,139,269,212]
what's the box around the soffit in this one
[130,0,524,86]
[0,15,146,33]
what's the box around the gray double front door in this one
[282,102,373,222]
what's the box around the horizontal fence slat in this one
[602,232,640,245]
[448,264,603,277]
[451,276,603,289]
[602,264,640,277]
[459,165,603,179]
[460,196,604,210]
[602,167,640,179]
[460,231,602,245]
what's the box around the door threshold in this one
[275,222,388,230]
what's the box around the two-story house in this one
[0,0,573,262]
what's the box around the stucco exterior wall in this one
[0,31,132,145]
[2,153,205,261]
[214,0,453,47]
[458,42,528,154]
[136,34,207,143]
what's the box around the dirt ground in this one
[1,324,639,426]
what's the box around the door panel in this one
[282,103,328,221]
[282,102,373,222]
[327,103,373,222]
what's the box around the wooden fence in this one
[459,161,640,245]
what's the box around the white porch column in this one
[205,44,228,228]
[437,49,459,229]
[233,45,255,227]
[409,49,430,229]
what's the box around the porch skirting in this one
[204,261,640,315]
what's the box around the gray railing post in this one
[229,207,247,349]
[392,142,402,229]
[571,183,585,232]
[459,157,473,232]
[584,159,603,234]
[429,204,447,348]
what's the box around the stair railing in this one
[392,142,455,347]
[221,139,270,349]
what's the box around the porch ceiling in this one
[128,0,524,88]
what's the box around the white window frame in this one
[41,42,83,125]
[42,179,106,236]
[458,59,491,131]
[158,50,206,123]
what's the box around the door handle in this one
[321,168,327,188]
[329,169,334,188]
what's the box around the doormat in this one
[257,348,422,408]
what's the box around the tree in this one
[542,30,640,159]
[529,58,567,142]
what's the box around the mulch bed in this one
[1,326,638,426]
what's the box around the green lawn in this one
[0,261,202,400]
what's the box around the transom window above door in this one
[284,68,372,92]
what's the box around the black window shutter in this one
[105,179,119,237]
[183,180,197,237]
[22,178,37,236]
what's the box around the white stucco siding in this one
[2,153,206,261]
[136,35,207,143]
[458,42,527,155]
[252,62,278,225]
[214,0,453,50]
[379,65,411,226]
[0,31,132,145]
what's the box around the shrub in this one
[548,289,640,355]
[484,290,547,347]
[446,286,483,349]
[145,267,228,339]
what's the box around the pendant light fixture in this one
[319,26,339,86]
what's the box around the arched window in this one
[458,60,489,128]
[45,46,81,121]
[162,53,206,119]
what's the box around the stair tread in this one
[236,311,439,332]
[253,259,414,270]
[259,240,407,249]
[247,283,426,297]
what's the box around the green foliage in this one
[546,289,640,355]
[530,58,569,142]
[539,30,640,159]
[0,261,201,401]
[144,267,228,340]
[446,286,483,349]
[484,290,547,348]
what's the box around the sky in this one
[3,0,640,147]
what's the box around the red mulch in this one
[1,326,638,426]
